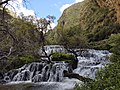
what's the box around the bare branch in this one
[2,2,8,20]
[0,24,18,44]
[0,0,11,5]
[0,46,13,60]
[7,3,16,13]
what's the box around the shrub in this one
[77,33,120,90]
[0,54,39,72]
[51,52,75,62]
[77,62,120,90]
[18,54,39,64]
[51,52,78,69]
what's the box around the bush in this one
[77,33,120,90]
[77,62,120,90]
[51,52,75,62]
[51,52,78,69]
[0,54,39,73]
[89,39,111,50]
[19,54,37,64]
[109,34,120,55]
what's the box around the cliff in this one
[46,0,120,49]
[95,0,120,23]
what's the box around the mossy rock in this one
[51,52,75,62]
[51,52,78,69]
[2,54,39,72]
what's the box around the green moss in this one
[1,54,39,72]
[19,54,36,64]
[51,52,75,62]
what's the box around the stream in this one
[0,49,111,90]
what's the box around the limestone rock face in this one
[57,0,118,39]
[47,0,120,49]
[57,0,120,29]
[95,0,120,23]
[114,0,120,23]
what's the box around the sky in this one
[6,0,84,27]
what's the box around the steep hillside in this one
[46,0,120,49]
[95,0,120,23]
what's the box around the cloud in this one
[75,0,84,3]
[5,0,57,29]
[7,0,35,16]
[51,22,56,29]
[60,4,72,13]
[60,0,84,13]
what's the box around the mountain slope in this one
[46,0,120,49]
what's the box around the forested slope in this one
[46,0,120,49]
[0,9,41,72]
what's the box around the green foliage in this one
[77,52,120,90]
[77,33,120,90]
[0,14,42,72]
[46,25,88,48]
[89,39,111,50]
[51,52,75,62]
[0,15,41,55]
[90,23,120,42]
[77,63,120,90]
[18,54,36,64]
[110,54,120,63]
[108,33,120,62]
[46,0,120,50]
[0,54,39,72]
[109,34,120,54]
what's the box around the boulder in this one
[63,70,93,83]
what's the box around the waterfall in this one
[73,49,111,79]
[1,49,111,90]
[3,62,69,83]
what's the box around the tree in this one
[35,15,55,63]
[0,0,11,5]
[108,33,120,62]
[0,13,41,72]
[77,33,120,90]
[0,0,35,61]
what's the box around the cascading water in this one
[4,62,68,83]
[73,49,111,79]
[0,49,111,90]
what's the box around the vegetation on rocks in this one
[46,0,120,89]
[51,52,75,62]
[0,0,120,89]
[0,8,53,72]
[46,0,120,49]
[51,52,78,69]
[0,14,40,72]
[77,33,120,90]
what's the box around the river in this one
[0,49,111,90]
